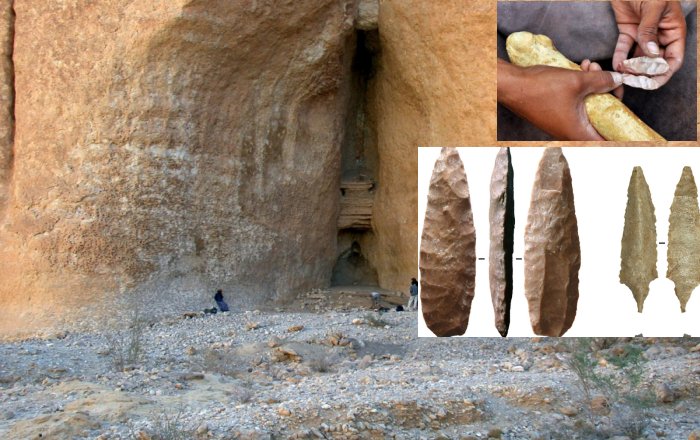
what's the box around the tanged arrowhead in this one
[667,166,700,312]
[489,147,515,337]
[620,166,658,313]
[419,147,476,336]
[524,148,580,336]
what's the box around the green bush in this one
[565,338,655,437]
[106,309,145,371]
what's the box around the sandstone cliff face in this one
[1,0,361,335]
[367,1,496,291]
[0,0,12,211]
[1,0,498,337]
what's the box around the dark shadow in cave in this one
[331,240,378,286]
[333,27,381,287]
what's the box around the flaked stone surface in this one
[667,167,700,312]
[620,166,658,313]
[419,148,475,337]
[524,148,580,337]
[489,147,514,337]
[621,73,661,91]
[621,56,670,76]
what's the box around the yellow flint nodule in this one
[506,31,665,142]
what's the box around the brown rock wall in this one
[0,0,501,337]
[0,0,12,211]
[0,0,357,335]
[367,1,496,292]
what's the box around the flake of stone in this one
[524,148,580,337]
[489,147,515,337]
[621,56,670,76]
[620,166,658,313]
[419,147,476,337]
[667,166,700,312]
[622,73,661,90]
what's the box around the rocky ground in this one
[0,289,698,440]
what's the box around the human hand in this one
[611,0,686,96]
[498,60,622,141]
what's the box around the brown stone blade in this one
[489,147,514,337]
[419,147,475,337]
[620,166,657,313]
[524,148,580,337]
[667,167,700,312]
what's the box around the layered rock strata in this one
[667,167,700,312]
[419,148,475,337]
[620,167,658,312]
[489,147,514,337]
[524,148,580,337]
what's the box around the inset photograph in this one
[417,147,700,337]
[497,1,697,141]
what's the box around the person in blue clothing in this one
[214,289,229,312]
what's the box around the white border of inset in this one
[418,147,700,337]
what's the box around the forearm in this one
[497,58,527,111]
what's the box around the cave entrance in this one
[331,235,378,286]
[331,27,380,288]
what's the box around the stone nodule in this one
[505,31,665,142]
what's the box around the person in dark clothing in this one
[370,291,382,309]
[214,289,229,312]
[408,278,419,311]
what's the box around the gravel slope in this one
[0,305,698,440]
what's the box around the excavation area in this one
[0,294,698,439]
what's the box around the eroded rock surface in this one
[489,148,514,337]
[0,0,12,210]
[0,1,357,336]
[524,148,580,337]
[620,166,657,312]
[0,1,500,338]
[420,148,475,337]
[667,167,700,312]
[366,1,496,292]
